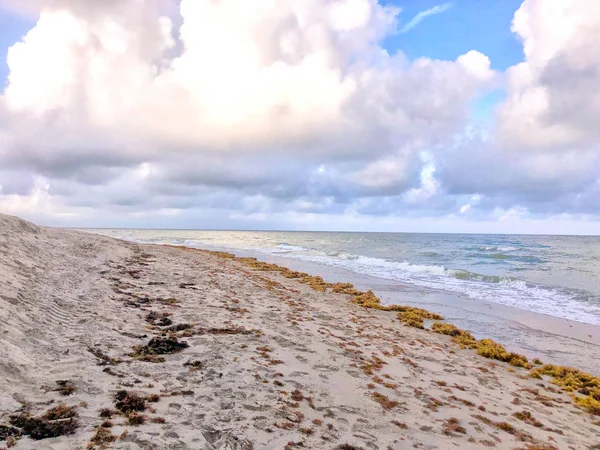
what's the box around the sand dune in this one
[0,213,598,449]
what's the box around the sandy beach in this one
[1,213,600,450]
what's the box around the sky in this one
[0,0,599,234]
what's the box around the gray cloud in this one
[1,0,600,231]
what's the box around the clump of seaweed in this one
[391,420,408,429]
[431,321,478,348]
[0,424,21,441]
[331,283,361,295]
[145,311,173,327]
[476,339,531,368]
[473,415,533,442]
[290,389,304,402]
[442,417,467,435]
[431,322,462,337]
[431,322,530,367]
[88,347,122,366]
[371,392,399,410]
[131,336,189,360]
[351,290,382,309]
[99,408,117,418]
[395,307,443,329]
[350,290,444,328]
[165,323,193,332]
[9,405,78,440]
[183,360,203,371]
[196,326,257,336]
[88,426,116,449]
[47,380,76,396]
[114,390,147,414]
[513,410,544,428]
[529,364,600,414]
[126,413,146,425]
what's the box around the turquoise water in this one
[86,229,600,326]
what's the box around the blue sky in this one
[0,9,33,88]
[385,0,524,71]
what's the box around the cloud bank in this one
[0,0,598,232]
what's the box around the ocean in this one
[85,229,600,327]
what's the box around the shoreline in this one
[1,214,600,449]
[190,247,600,374]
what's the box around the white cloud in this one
[436,0,600,224]
[0,0,495,228]
[398,2,452,34]
[497,0,600,149]
[2,0,600,232]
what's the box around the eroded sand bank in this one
[1,214,599,449]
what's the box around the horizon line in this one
[66,226,600,238]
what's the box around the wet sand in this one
[233,251,600,374]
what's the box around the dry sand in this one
[0,213,599,449]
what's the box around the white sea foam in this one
[273,243,310,252]
[481,245,517,252]
[254,250,600,326]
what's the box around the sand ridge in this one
[0,213,599,449]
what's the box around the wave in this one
[471,245,518,252]
[253,251,600,326]
[274,243,310,252]
[497,246,518,252]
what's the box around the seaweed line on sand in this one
[171,246,600,417]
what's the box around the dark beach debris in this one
[156,297,181,306]
[99,408,118,418]
[89,426,116,448]
[9,405,78,440]
[513,410,544,428]
[129,334,188,362]
[132,337,189,358]
[165,323,193,332]
[126,412,146,426]
[184,360,203,371]
[124,295,153,308]
[102,367,125,378]
[126,270,143,279]
[88,347,122,366]
[442,417,467,436]
[114,390,147,414]
[167,390,195,397]
[0,424,21,441]
[145,310,173,327]
[133,354,166,363]
[196,326,259,336]
[156,317,173,327]
[113,329,148,339]
[54,380,76,396]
